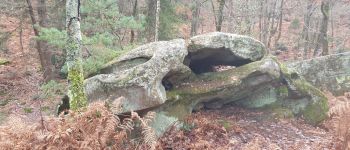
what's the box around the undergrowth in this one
[0,102,157,150]
[327,92,350,150]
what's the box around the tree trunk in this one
[26,0,56,82]
[274,0,284,46]
[146,0,156,42]
[216,0,225,31]
[211,0,225,32]
[66,0,87,111]
[302,0,315,59]
[259,1,263,41]
[262,0,269,46]
[191,0,201,36]
[130,0,138,43]
[37,0,57,82]
[314,0,330,56]
[267,0,278,48]
[155,0,160,41]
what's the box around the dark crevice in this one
[162,78,173,91]
[57,95,70,115]
[162,72,175,91]
[184,48,252,74]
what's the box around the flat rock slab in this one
[289,52,350,96]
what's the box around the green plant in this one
[275,42,288,51]
[289,18,300,30]
[217,119,232,130]
[82,0,144,47]
[40,106,51,112]
[181,121,196,132]
[60,45,132,77]
[159,0,182,40]
[40,80,65,99]
[0,58,9,65]
[23,107,33,113]
[0,99,10,107]
[37,0,145,79]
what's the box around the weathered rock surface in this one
[81,32,330,136]
[84,39,191,112]
[289,52,350,96]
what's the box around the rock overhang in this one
[185,32,266,74]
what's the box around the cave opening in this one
[184,48,252,74]
[161,71,177,91]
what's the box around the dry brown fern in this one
[327,92,350,150]
[0,101,157,150]
[130,111,157,150]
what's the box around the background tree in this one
[211,0,225,32]
[130,0,139,43]
[146,0,157,42]
[301,0,317,59]
[26,0,58,82]
[190,0,201,36]
[314,0,330,56]
[146,0,181,41]
[155,0,160,41]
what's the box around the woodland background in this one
[0,0,350,149]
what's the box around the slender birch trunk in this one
[155,0,160,41]
[66,0,87,111]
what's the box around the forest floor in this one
[0,15,58,125]
[158,98,346,149]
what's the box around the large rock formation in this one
[289,52,350,96]
[84,39,190,112]
[80,32,330,136]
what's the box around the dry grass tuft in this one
[0,101,157,150]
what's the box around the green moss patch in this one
[0,58,9,65]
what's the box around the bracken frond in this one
[0,100,158,150]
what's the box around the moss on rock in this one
[302,97,328,125]
[277,60,329,125]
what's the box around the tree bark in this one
[267,0,278,48]
[191,0,201,36]
[274,0,284,46]
[211,0,225,32]
[262,0,269,46]
[155,0,160,41]
[216,0,225,31]
[301,0,316,59]
[130,0,138,43]
[146,0,156,42]
[314,0,330,56]
[259,1,263,41]
[66,0,87,111]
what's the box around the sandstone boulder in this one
[78,32,330,136]
[289,52,350,96]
